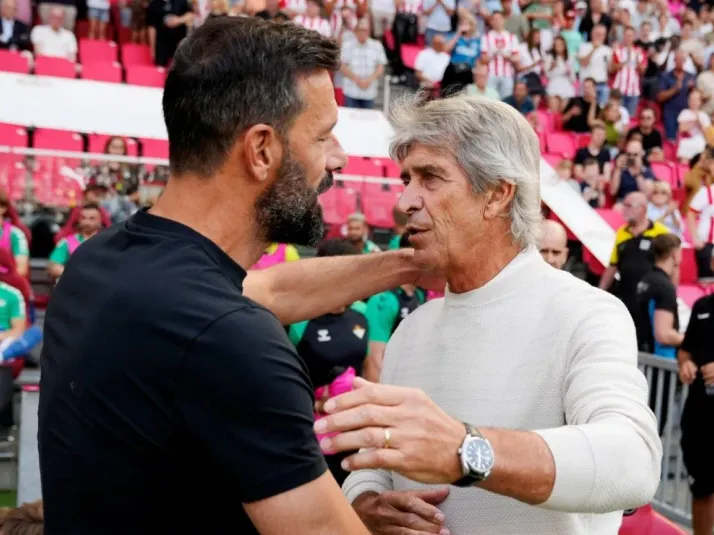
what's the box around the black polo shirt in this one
[573,146,611,174]
[634,267,679,357]
[681,294,714,407]
[38,209,326,535]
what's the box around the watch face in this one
[465,438,494,474]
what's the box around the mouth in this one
[317,172,334,195]
[406,227,430,243]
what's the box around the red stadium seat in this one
[662,140,676,162]
[545,132,576,159]
[342,156,385,177]
[535,110,555,133]
[0,123,28,148]
[542,153,564,168]
[678,283,705,308]
[680,246,698,284]
[121,43,152,66]
[595,208,626,230]
[650,161,678,187]
[141,138,168,158]
[88,134,138,157]
[401,44,422,70]
[0,50,30,74]
[34,56,77,79]
[362,182,404,228]
[81,61,123,83]
[576,133,591,148]
[117,27,132,44]
[125,65,166,87]
[384,160,401,179]
[319,183,359,225]
[79,39,118,63]
[34,128,83,152]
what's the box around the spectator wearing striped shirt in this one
[294,0,331,37]
[609,26,647,117]
[481,11,520,99]
[340,18,387,109]
[422,0,455,45]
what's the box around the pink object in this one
[121,44,153,66]
[427,290,444,300]
[65,233,82,255]
[362,182,404,229]
[545,132,577,159]
[81,61,123,83]
[125,65,166,88]
[79,39,118,63]
[252,244,287,270]
[0,221,12,252]
[618,504,687,534]
[315,367,356,446]
[0,50,30,74]
[34,56,77,79]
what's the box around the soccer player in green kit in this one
[363,234,426,382]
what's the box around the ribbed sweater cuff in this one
[342,470,394,503]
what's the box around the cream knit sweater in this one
[343,247,662,534]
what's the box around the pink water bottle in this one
[315,367,356,447]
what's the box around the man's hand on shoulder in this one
[352,488,450,535]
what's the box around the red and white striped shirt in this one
[481,31,520,78]
[397,0,422,14]
[611,46,646,97]
[282,0,307,13]
[329,11,357,38]
[294,15,332,37]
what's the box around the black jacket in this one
[0,18,30,51]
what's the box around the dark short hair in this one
[582,157,599,168]
[652,233,682,262]
[81,202,102,213]
[316,238,359,257]
[163,17,341,177]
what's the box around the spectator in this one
[440,10,481,96]
[330,5,357,43]
[340,18,386,109]
[679,19,704,70]
[30,6,77,61]
[522,0,552,34]
[205,0,230,19]
[631,0,653,30]
[610,138,657,203]
[634,233,682,437]
[370,0,396,39]
[125,0,149,44]
[544,35,576,100]
[294,0,331,37]
[345,212,380,253]
[608,88,631,133]
[658,49,697,141]
[465,62,500,99]
[609,26,646,116]
[697,55,714,117]
[538,219,569,269]
[47,203,103,280]
[579,157,606,208]
[387,206,407,250]
[559,9,583,58]
[502,0,528,41]
[102,186,140,225]
[578,25,612,105]
[563,77,600,132]
[38,0,76,30]
[422,0,455,45]
[517,30,545,106]
[625,107,664,158]
[573,122,611,178]
[677,89,711,162]
[503,79,535,115]
[87,0,110,39]
[481,11,520,99]
[651,10,675,41]
[0,192,28,279]
[648,180,684,236]
[555,158,579,191]
[254,0,281,18]
[147,0,192,67]
[414,34,450,88]
[686,170,714,278]
[600,100,624,146]
[86,136,141,192]
[677,292,714,535]
[0,0,29,51]
[578,0,612,40]
[599,190,669,317]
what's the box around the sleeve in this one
[340,41,352,64]
[688,187,708,214]
[652,280,677,313]
[377,42,388,65]
[578,42,591,59]
[3,288,25,321]
[657,73,673,93]
[480,35,488,54]
[535,292,661,513]
[68,33,78,55]
[349,300,368,315]
[288,320,309,346]
[442,0,455,8]
[365,292,398,343]
[29,26,39,46]
[175,307,327,503]
[10,228,28,257]
[680,298,705,354]
[414,50,427,71]
[285,245,301,262]
[609,231,622,266]
[48,240,71,266]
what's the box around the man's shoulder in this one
[0,281,22,302]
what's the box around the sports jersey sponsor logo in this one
[639,239,651,251]
[317,329,331,342]
[353,325,365,339]
[400,307,410,319]
[697,313,710,319]
[636,281,649,294]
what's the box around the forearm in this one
[15,256,28,277]
[244,250,417,325]
[598,266,616,290]
[343,468,395,503]
[47,263,64,279]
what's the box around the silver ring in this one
[384,428,391,449]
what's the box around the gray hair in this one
[347,212,367,224]
[389,94,542,247]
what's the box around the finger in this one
[405,487,451,506]
[385,490,448,520]
[385,511,445,534]
[315,404,397,435]
[320,425,397,453]
[341,448,405,472]
[384,527,450,535]
[323,381,405,414]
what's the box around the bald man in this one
[539,220,570,269]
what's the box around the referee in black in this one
[37,18,375,535]
[678,291,714,535]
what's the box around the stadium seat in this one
[116,27,132,45]
[542,153,563,168]
[362,182,404,228]
[650,161,678,187]
[545,132,576,159]
[595,208,626,231]
[319,183,359,225]
[0,50,30,74]
[140,138,169,159]
[677,283,705,308]
[0,123,28,148]
[79,39,118,63]
[342,156,385,177]
[662,140,676,162]
[126,65,166,87]
[680,246,698,285]
[88,134,138,157]
[75,21,115,41]
[334,87,345,106]
[576,133,591,148]
[34,56,77,79]
[121,43,152,66]
[81,61,123,83]
[401,44,422,70]
[535,110,555,133]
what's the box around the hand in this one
[357,78,372,90]
[164,14,181,27]
[694,238,705,250]
[353,488,450,535]
[678,360,698,385]
[315,378,466,484]
[615,154,627,169]
[666,200,677,215]
[571,106,582,116]
[702,362,714,386]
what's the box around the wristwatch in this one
[453,423,495,487]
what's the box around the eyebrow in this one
[400,164,447,181]
[321,120,338,136]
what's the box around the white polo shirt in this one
[30,25,77,60]
[414,48,450,83]
[690,184,714,244]
[578,42,612,84]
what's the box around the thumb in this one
[409,486,451,504]
[352,377,373,390]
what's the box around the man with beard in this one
[38,18,431,535]
[538,219,569,270]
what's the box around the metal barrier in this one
[638,352,692,528]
